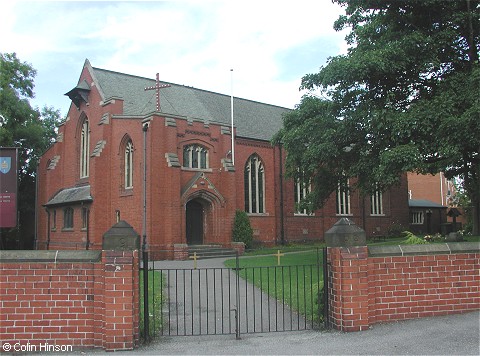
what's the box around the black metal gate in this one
[141,248,328,340]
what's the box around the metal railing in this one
[141,248,327,340]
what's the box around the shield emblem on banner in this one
[0,157,11,174]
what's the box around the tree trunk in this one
[472,155,480,236]
[466,0,479,64]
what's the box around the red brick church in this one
[36,59,409,254]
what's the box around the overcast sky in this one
[1,0,348,116]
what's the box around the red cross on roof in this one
[144,73,171,112]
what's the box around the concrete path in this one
[147,256,312,336]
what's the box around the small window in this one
[63,207,74,229]
[370,189,384,215]
[81,207,88,230]
[183,144,208,169]
[336,178,351,215]
[52,209,57,230]
[411,211,424,225]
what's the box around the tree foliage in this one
[274,0,480,233]
[0,52,62,249]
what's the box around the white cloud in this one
[1,0,348,114]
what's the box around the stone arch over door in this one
[183,190,225,245]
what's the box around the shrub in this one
[403,231,428,244]
[316,284,326,326]
[232,210,253,249]
[425,233,443,242]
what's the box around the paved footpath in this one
[137,310,480,355]
[45,310,479,355]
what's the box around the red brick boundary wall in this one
[327,242,480,332]
[0,250,139,351]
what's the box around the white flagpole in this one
[230,68,235,166]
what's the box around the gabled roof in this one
[409,199,446,208]
[85,60,290,141]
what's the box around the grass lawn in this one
[139,269,165,339]
[243,234,480,256]
[224,249,324,323]
[457,235,480,242]
[243,243,325,257]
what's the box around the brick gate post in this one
[102,250,139,350]
[102,221,140,350]
[325,218,369,331]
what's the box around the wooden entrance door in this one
[186,200,203,245]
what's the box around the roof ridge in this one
[91,66,291,110]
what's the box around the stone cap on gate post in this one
[102,220,140,250]
[324,218,366,247]
[101,220,140,350]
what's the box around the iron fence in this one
[141,248,328,340]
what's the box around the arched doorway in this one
[186,199,204,245]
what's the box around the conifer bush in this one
[232,210,253,249]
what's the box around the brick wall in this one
[327,243,480,332]
[0,250,139,351]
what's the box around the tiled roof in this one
[409,199,446,208]
[90,65,290,141]
[44,186,93,207]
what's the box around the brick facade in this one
[327,243,480,331]
[407,172,454,206]
[407,172,464,228]
[36,61,410,255]
[0,250,139,351]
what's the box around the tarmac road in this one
[136,310,480,355]
[32,310,480,355]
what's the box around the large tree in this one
[274,0,480,233]
[0,52,62,249]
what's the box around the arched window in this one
[80,119,90,178]
[336,178,351,215]
[183,144,208,169]
[244,154,265,214]
[124,140,134,188]
[370,186,384,215]
[294,170,312,215]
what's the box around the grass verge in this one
[224,249,324,324]
[139,269,165,339]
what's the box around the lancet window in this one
[244,154,265,214]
